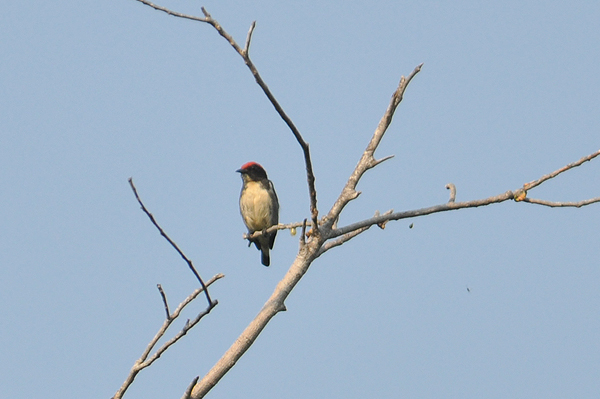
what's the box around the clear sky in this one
[1,1,599,398]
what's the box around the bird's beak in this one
[236,169,243,173]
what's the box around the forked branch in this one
[117,177,222,399]
[324,65,423,230]
[325,149,600,244]
[113,274,223,399]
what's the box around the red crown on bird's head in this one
[237,162,268,179]
[239,161,263,171]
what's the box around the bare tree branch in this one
[329,190,516,242]
[113,274,224,399]
[134,0,208,22]
[243,21,256,56]
[521,197,600,207]
[523,149,600,191]
[326,150,600,243]
[130,7,421,397]
[129,178,214,306]
[316,226,370,257]
[324,65,423,230]
[157,284,170,320]
[190,245,319,398]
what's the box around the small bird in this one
[237,162,279,266]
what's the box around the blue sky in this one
[1,1,599,398]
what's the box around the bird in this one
[237,162,279,266]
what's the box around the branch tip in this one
[244,21,256,55]
[445,183,456,203]
[523,148,600,191]
[373,154,395,167]
[181,376,199,399]
[521,196,600,208]
[157,284,171,319]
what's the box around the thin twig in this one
[523,149,600,191]
[135,0,208,22]
[143,274,223,364]
[128,178,213,306]
[244,21,256,56]
[157,284,170,320]
[316,226,370,257]
[522,197,600,208]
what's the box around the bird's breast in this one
[240,181,274,232]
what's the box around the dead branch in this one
[316,226,370,257]
[523,149,600,190]
[129,178,214,306]
[190,244,319,398]
[522,197,600,207]
[157,284,170,319]
[113,274,224,399]
[326,149,600,244]
[323,64,423,230]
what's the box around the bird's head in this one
[237,162,268,182]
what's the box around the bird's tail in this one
[261,247,270,267]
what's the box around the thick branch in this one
[190,240,322,398]
[329,190,516,241]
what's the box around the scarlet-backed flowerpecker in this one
[237,162,279,266]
